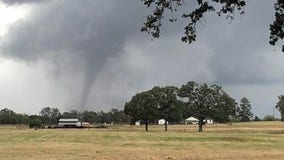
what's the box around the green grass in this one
[0,122,283,160]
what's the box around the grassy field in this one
[0,121,283,160]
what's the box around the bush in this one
[95,124,107,128]
[29,118,43,129]
[254,116,261,121]
[262,115,275,121]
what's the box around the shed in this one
[185,117,199,125]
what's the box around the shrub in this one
[262,115,275,121]
[29,118,43,129]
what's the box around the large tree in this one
[178,81,236,132]
[151,86,179,131]
[141,0,284,51]
[212,86,238,123]
[276,95,284,121]
[124,90,158,131]
[237,97,253,122]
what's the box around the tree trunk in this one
[145,120,148,132]
[164,119,168,132]
[130,119,135,125]
[198,118,203,132]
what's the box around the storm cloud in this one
[1,0,146,109]
[0,0,283,117]
[1,0,47,5]
[207,0,284,85]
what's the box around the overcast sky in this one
[0,0,283,118]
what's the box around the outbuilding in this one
[58,118,81,128]
[135,121,141,126]
[185,117,199,125]
[204,119,213,124]
[158,119,168,125]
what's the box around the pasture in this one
[0,121,283,160]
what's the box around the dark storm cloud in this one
[0,0,146,108]
[1,0,47,5]
[1,0,284,117]
[206,0,284,85]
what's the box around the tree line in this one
[0,107,129,128]
[1,81,283,132]
[124,81,254,132]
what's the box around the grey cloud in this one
[206,0,284,85]
[1,0,146,109]
[1,0,47,5]
[1,0,284,118]
[83,38,214,110]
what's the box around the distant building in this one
[58,118,81,128]
[204,119,213,125]
[185,117,199,125]
[158,119,168,125]
[135,121,141,126]
[185,117,213,125]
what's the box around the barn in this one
[58,118,81,128]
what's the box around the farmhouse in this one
[185,117,199,124]
[58,118,81,128]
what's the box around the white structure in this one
[158,119,167,125]
[204,119,213,124]
[135,121,141,126]
[58,118,81,128]
[185,117,199,125]
[185,117,214,125]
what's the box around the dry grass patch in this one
[0,122,283,160]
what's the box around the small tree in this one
[262,115,275,121]
[40,107,61,125]
[254,116,261,121]
[237,97,253,122]
[29,115,43,129]
[276,95,284,121]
